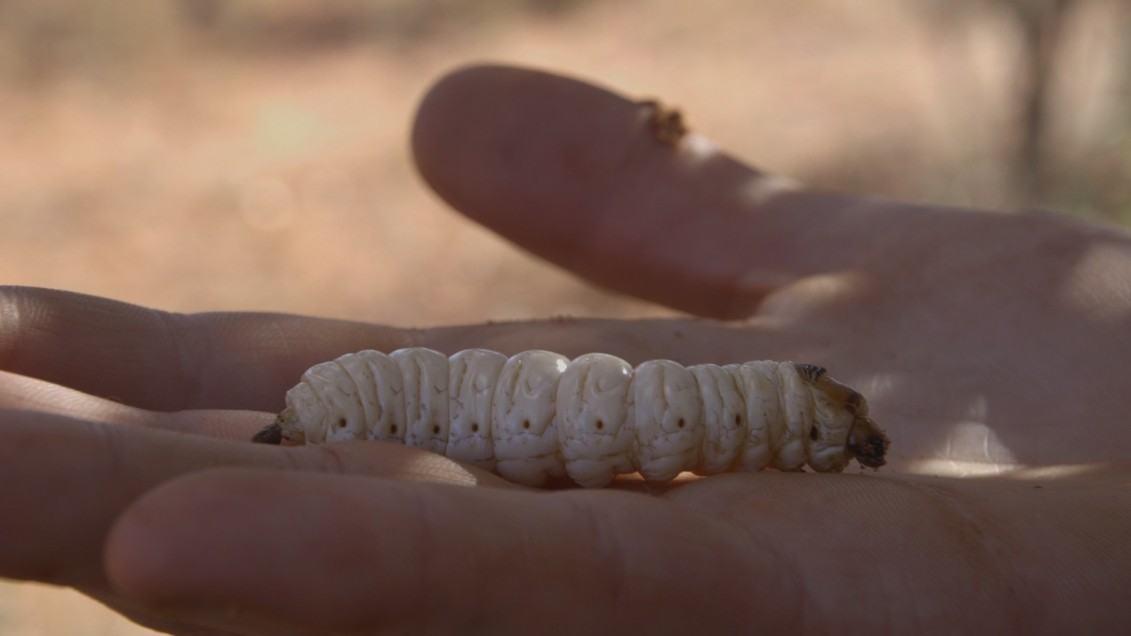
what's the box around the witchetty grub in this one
[253,348,889,488]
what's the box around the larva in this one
[253,348,889,488]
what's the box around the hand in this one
[2,64,1129,635]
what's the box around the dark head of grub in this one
[252,421,284,444]
[797,363,890,469]
[837,388,889,468]
[848,419,890,469]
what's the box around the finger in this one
[412,64,895,318]
[0,286,419,411]
[1,287,793,412]
[0,369,270,440]
[105,469,801,635]
[0,409,507,591]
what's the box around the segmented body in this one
[254,348,888,488]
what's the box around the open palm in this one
[1,65,1128,634]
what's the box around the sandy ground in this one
[1,0,1127,633]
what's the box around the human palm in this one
[1,65,1128,634]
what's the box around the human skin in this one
[1,65,1129,635]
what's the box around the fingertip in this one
[105,469,408,632]
[103,475,196,608]
[102,470,269,607]
[411,63,642,237]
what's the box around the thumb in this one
[104,468,803,635]
[412,64,883,319]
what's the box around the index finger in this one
[104,468,801,635]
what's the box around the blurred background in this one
[1,0,1128,633]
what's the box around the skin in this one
[1,64,1129,635]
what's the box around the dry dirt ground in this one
[0,0,1127,633]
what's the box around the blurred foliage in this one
[169,0,592,55]
[0,1,184,83]
[0,0,591,76]
[0,0,1128,222]
[915,0,1131,222]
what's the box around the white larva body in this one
[263,348,889,488]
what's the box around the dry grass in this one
[1,1,1128,633]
